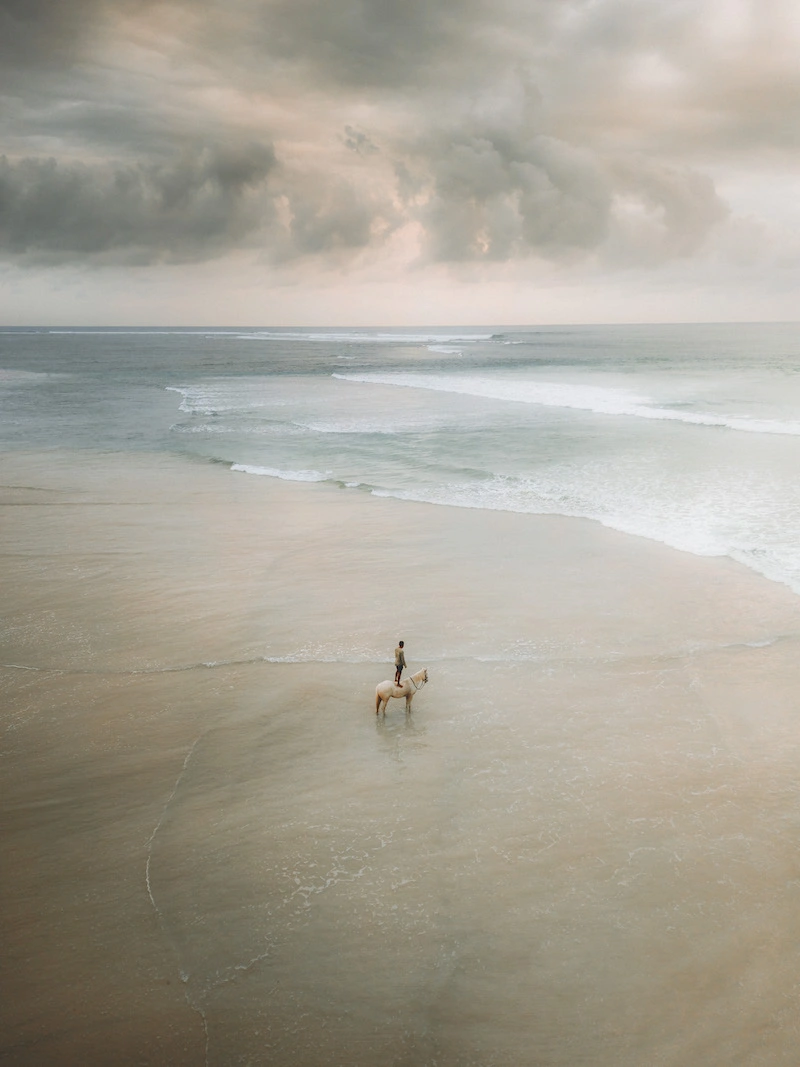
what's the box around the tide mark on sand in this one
[1,663,61,672]
[144,733,203,910]
[144,733,211,1067]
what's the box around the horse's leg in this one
[376,692,382,714]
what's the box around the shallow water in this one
[163,657,800,1066]
[9,651,800,1065]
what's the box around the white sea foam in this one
[426,345,464,355]
[293,420,400,435]
[169,423,238,434]
[236,331,491,344]
[166,386,200,414]
[368,476,800,595]
[231,463,329,482]
[166,385,277,417]
[334,373,800,436]
[0,369,58,384]
[166,385,230,416]
[172,421,299,437]
[370,480,728,557]
[263,653,375,663]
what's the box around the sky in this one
[1,0,800,326]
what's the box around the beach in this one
[4,448,800,1065]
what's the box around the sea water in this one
[3,322,800,592]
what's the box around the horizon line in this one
[2,320,800,331]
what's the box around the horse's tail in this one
[375,690,382,713]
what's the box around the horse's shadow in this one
[374,705,428,760]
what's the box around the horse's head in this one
[409,667,428,690]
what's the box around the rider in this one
[394,641,406,686]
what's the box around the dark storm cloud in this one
[0,142,278,264]
[0,137,398,265]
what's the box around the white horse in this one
[375,667,429,714]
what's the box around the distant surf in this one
[333,372,800,436]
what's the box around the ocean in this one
[3,321,800,592]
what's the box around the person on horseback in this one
[394,641,406,686]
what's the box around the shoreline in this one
[6,440,800,600]
[231,456,800,603]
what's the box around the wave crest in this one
[333,373,800,436]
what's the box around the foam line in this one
[231,463,329,481]
[234,330,491,343]
[333,373,800,436]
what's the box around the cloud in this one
[613,158,729,258]
[0,135,400,266]
[0,0,102,71]
[279,175,394,259]
[0,0,796,282]
[398,127,611,263]
[343,126,379,156]
[239,0,494,91]
[0,142,277,264]
[532,0,800,160]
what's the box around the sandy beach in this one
[4,449,800,1065]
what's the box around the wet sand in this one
[3,450,800,1065]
